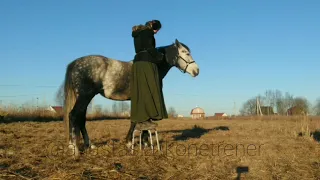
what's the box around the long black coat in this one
[132,28,164,63]
[130,28,168,123]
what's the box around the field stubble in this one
[0,116,319,180]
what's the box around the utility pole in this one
[43,94,46,107]
[91,98,94,113]
[233,100,236,116]
[36,97,39,110]
[256,97,263,116]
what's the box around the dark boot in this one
[136,119,158,130]
[141,130,149,147]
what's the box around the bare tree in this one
[313,98,320,116]
[104,107,110,115]
[276,98,286,115]
[168,106,177,118]
[263,89,284,114]
[55,83,93,110]
[264,90,275,115]
[264,90,273,107]
[293,97,311,115]
[283,92,295,114]
[87,99,93,113]
[119,101,130,113]
[55,83,64,106]
[240,89,313,116]
[273,89,283,114]
[239,97,257,115]
[111,102,127,114]
[112,102,119,115]
[94,104,102,114]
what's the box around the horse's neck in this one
[158,64,172,80]
[146,44,172,79]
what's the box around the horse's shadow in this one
[92,138,120,147]
[88,125,230,150]
[297,130,320,142]
[236,166,249,180]
[161,125,229,141]
[311,130,320,142]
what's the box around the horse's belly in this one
[100,83,130,100]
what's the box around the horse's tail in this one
[63,63,77,144]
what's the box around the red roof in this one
[51,106,63,113]
[214,113,225,116]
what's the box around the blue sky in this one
[1,0,319,116]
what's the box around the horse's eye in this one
[186,53,190,56]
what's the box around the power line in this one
[0,84,59,88]
[0,85,200,96]
[0,94,43,98]
[167,93,201,96]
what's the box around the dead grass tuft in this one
[0,106,129,123]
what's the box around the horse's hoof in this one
[68,143,80,158]
[126,142,132,149]
[73,154,80,160]
[74,148,80,159]
[68,144,75,149]
[90,144,97,149]
[144,142,148,148]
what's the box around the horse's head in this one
[162,39,199,77]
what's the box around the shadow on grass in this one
[0,116,62,124]
[93,138,120,147]
[297,130,320,142]
[162,125,229,141]
[311,130,320,142]
[236,166,249,180]
[0,115,129,124]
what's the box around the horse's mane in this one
[156,44,172,54]
[156,42,190,53]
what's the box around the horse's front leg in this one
[125,121,136,147]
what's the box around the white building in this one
[190,107,205,119]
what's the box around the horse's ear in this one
[175,39,181,47]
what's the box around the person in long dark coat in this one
[129,20,168,143]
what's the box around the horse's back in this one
[66,55,133,94]
[70,55,132,68]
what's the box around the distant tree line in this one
[240,89,320,116]
[92,101,130,116]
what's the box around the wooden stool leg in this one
[139,130,142,150]
[148,130,154,151]
[155,130,160,151]
[131,130,136,154]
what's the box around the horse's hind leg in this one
[69,93,94,158]
[79,117,96,150]
[69,111,81,158]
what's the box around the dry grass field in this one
[0,116,320,180]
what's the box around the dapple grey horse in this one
[61,39,200,158]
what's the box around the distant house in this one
[259,106,274,115]
[214,113,228,117]
[177,114,184,118]
[119,111,130,117]
[46,106,63,114]
[213,113,228,120]
[190,107,205,119]
[287,106,307,116]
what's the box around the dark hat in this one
[146,20,162,30]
